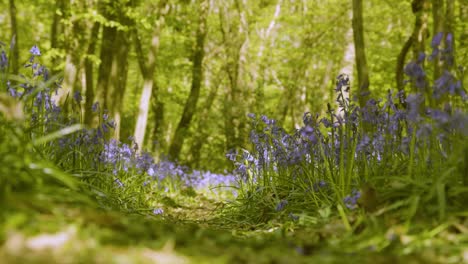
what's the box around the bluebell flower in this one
[276,199,288,211]
[73,91,82,104]
[344,189,361,210]
[0,51,8,69]
[445,33,453,52]
[288,212,299,221]
[300,125,317,143]
[416,52,426,63]
[431,32,443,48]
[226,149,237,161]
[405,93,423,122]
[153,208,164,215]
[29,45,41,56]
[92,102,100,112]
[147,166,156,177]
[335,73,350,92]
[114,178,124,188]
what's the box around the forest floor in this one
[2,189,467,264]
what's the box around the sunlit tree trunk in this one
[8,0,19,74]
[352,0,370,107]
[169,0,208,160]
[133,1,169,151]
[133,0,167,150]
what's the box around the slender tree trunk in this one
[110,30,130,140]
[151,95,165,154]
[84,23,100,126]
[133,28,161,150]
[351,0,370,108]
[50,0,65,75]
[396,36,413,92]
[396,0,428,93]
[133,1,168,151]
[96,26,117,111]
[8,0,19,75]
[169,1,208,160]
[219,0,249,151]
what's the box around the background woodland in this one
[1,0,466,171]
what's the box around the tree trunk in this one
[151,95,165,154]
[96,25,117,111]
[8,0,19,75]
[169,1,208,160]
[109,30,130,140]
[396,36,413,92]
[396,0,429,93]
[133,1,168,151]
[84,23,100,126]
[50,0,66,75]
[351,0,370,108]
[219,0,249,152]
[133,28,161,151]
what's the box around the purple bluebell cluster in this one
[1,44,240,197]
[276,199,288,212]
[343,189,361,210]
[228,33,467,210]
[183,170,238,193]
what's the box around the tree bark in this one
[219,0,249,152]
[84,23,100,126]
[133,1,168,151]
[351,0,370,108]
[169,1,208,160]
[133,29,160,150]
[96,25,117,111]
[109,30,130,140]
[396,0,429,92]
[50,0,66,75]
[8,0,19,75]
